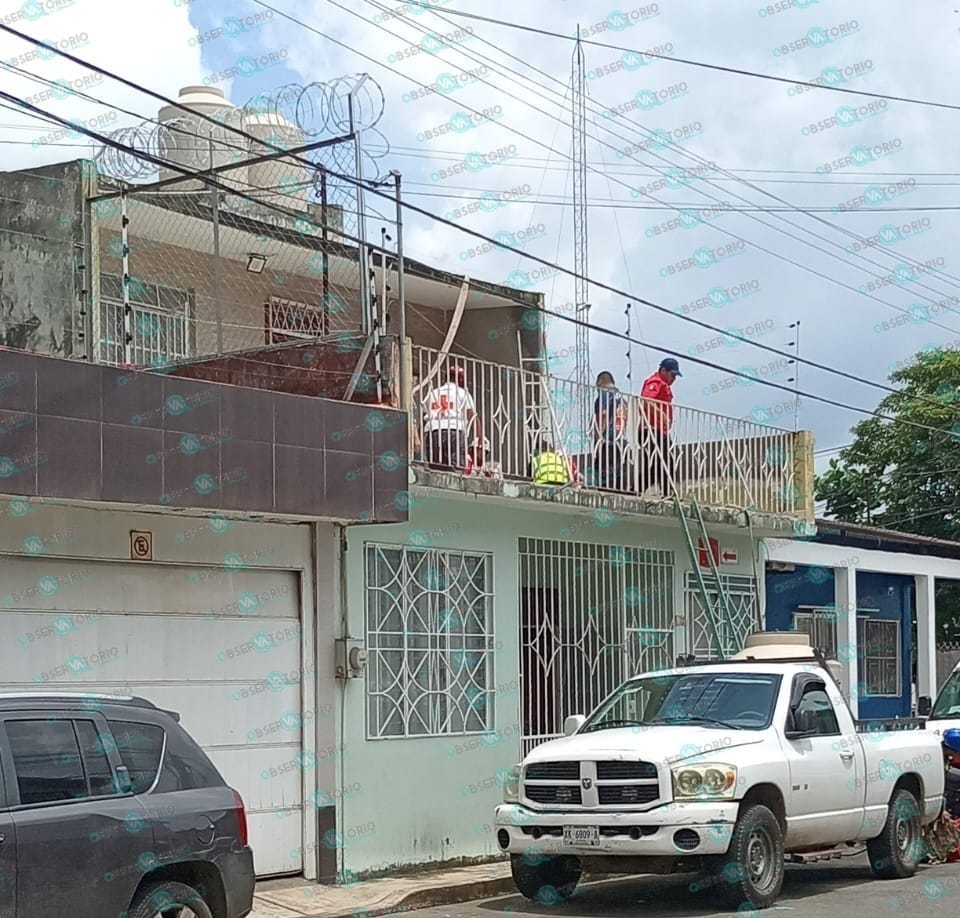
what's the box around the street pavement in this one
[392,854,960,918]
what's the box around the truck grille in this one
[596,761,657,780]
[598,784,660,805]
[525,762,580,781]
[522,760,661,809]
[525,785,583,805]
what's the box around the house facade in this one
[0,347,407,882]
[0,152,548,885]
[0,158,541,373]
[3,147,821,885]
[763,521,960,723]
[326,341,816,879]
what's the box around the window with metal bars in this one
[98,273,192,366]
[683,572,758,658]
[264,296,324,344]
[793,607,840,659]
[364,543,494,738]
[858,617,900,697]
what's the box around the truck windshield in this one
[581,671,782,733]
[931,669,960,719]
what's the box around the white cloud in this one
[6,0,960,455]
[0,0,205,170]
[265,0,960,450]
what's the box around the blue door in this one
[855,574,912,719]
[763,567,912,718]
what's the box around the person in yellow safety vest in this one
[532,440,570,485]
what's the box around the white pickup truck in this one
[494,633,945,911]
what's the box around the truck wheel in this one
[713,804,784,910]
[868,788,923,879]
[510,853,582,902]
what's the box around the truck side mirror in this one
[784,706,816,740]
[918,696,932,717]
[564,714,586,736]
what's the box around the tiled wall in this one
[0,348,407,522]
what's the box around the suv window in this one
[154,723,224,793]
[75,720,119,796]
[6,719,118,805]
[106,719,165,794]
[795,688,840,736]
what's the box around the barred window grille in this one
[858,617,900,697]
[794,607,840,659]
[364,543,494,739]
[98,273,191,366]
[684,572,758,658]
[265,296,324,344]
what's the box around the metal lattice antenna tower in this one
[572,29,591,439]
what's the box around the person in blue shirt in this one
[592,371,629,490]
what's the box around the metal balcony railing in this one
[411,345,809,517]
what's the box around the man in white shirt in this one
[421,365,477,471]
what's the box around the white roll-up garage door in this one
[0,554,305,877]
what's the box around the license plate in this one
[563,825,600,847]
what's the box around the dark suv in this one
[0,692,255,918]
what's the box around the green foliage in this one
[815,347,960,637]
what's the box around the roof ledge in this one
[409,466,801,535]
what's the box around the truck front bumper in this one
[494,802,739,858]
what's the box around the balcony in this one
[410,345,814,527]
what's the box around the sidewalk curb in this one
[325,877,517,918]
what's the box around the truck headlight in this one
[502,764,521,803]
[671,763,738,799]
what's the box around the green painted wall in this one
[335,491,759,876]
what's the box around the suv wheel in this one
[510,853,582,902]
[868,788,923,879]
[712,804,785,910]
[127,880,214,918]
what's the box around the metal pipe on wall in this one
[210,132,224,356]
[120,189,132,366]
[393,172,410,412]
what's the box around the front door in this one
[780,677,864,847]
[1,711,147,918]
[521,587,560,751]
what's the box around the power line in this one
[10,90,960,448]
[11,12,960,340]
[322,0,960,347]
[3,31,958,424]
[406,3,960,113]
[382,189,960,213]
[354,0,960,333]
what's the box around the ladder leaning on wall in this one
[637,403,734,661]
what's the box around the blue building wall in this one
[765,565,913,718]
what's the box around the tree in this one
[816,347,960,535]
[815,346,960,638]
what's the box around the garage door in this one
[0,554,306,877]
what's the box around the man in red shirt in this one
[639,357,681,496]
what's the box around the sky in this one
[3,0,960,475]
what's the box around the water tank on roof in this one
[243,110,308,210]
[734,632,815,658]
[733,632,843,685]
[157,86,247,191]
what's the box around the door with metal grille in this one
[684,572,758,658]
[518,538,674,755]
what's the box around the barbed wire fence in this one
[87,74,399,384]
